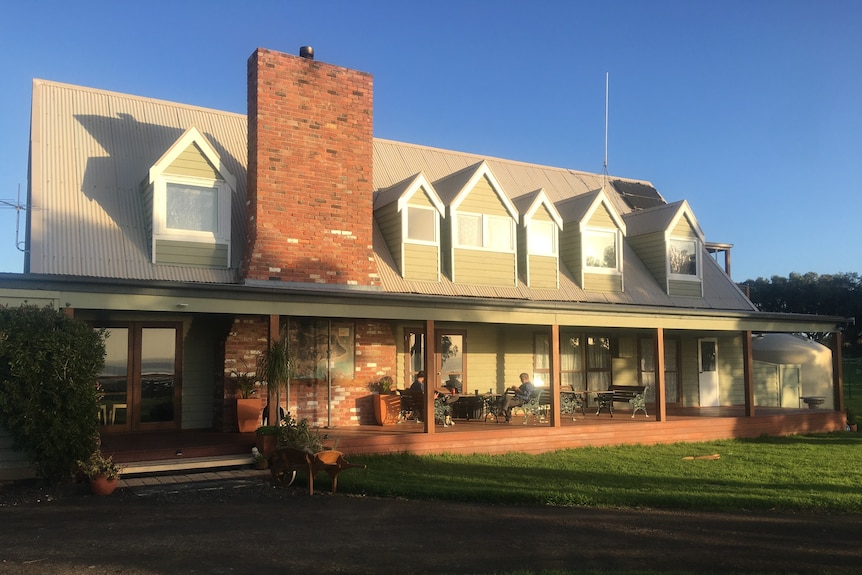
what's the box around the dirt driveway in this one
[0,475,859,574]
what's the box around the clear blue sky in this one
[1,0,859,282]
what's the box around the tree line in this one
[742,272,860,357]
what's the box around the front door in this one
[98,323,181,432]
[698,338,719,407]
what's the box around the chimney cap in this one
[299,46,314,60]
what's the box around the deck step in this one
[121,454,254,476]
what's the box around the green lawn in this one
[337,432,862,514]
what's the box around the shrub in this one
[0,305,106,482]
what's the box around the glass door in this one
[97,323,181,431]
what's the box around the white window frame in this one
[455,211,515,252]
[528,220,557,256]
[404,205,438,244]
[582,227,621,274]
[153,174,231,244]
[667,236,701,280]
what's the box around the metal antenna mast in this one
[602,72,609,190]
[0,184,27,253]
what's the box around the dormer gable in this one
[514,189,563,289]
[144,127,236,268]
[434,161,518,287]
[624,200,705,297]
[557,189,626,292]
[374,173,444,281]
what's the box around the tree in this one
[742,272,861,357]
[0,305,106,482]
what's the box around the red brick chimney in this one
[243,47,377,286]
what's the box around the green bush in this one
[0,305,106,482]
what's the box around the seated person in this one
[501,372,535,422]
[409,371,426,392]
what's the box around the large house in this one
[0,47,848,476]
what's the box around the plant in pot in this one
[277,413,327,453]
[258,334,294,427]
[847,408,858,432]
[231,367,262,433]
[369,375,400,425]
[76,450,123,495]
[254,424,279,457]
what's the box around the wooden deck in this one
[102,406,846,472]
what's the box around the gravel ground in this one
[0,475,860,574]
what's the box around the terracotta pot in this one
[850,423,858,433]
[236,398,262,432]
[89,475,119,496]
[372,393,401,426]
[255,432,278,456]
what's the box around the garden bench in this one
[595,384,649,418]
[560,389,586,420]
[517,389,551,424]
[269,447,366,495]
[398,390,424,423]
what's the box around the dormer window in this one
[457,213,514,251]
[669,237,699,277]
[145,127,236,268]
[528,220,557,256]
[406,205,437,243]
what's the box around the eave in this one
[0,273,849,334]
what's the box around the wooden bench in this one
[595,384,649,418]
[269,447,366,495]
[560,389,586,420]
[398,390,424,423]
[517,389,551,424]
[511,388,586,423]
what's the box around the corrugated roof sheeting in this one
[32,81,243,282]
[33,81,752,311]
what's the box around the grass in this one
[336,432,862,514]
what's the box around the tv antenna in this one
[602,72,609,191]
[0,184,28,253]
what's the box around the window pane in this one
[407,206,436,242]
[98,327,128,426]
[584,230,616,268]
[529,220,556,255]
[166,183,218,232]
[561,334,583,371]
[587,336,611,369]
[534,334,550,370]
[669,239,697,275]
[487,216,513,250]
[408,331,425,374]
[140,328,175,424]
[457,214,482,247]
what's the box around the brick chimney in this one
[243,47,377,286]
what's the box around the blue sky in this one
[0,0,859,282]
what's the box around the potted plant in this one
[230,367,262,433]
[846,408,857,432]
[277,413,327,453]
[76,450,123,495]
[255,424,279,456]
[369,375,400,425]
[258,334,294,427]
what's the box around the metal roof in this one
[26,79,754,312]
